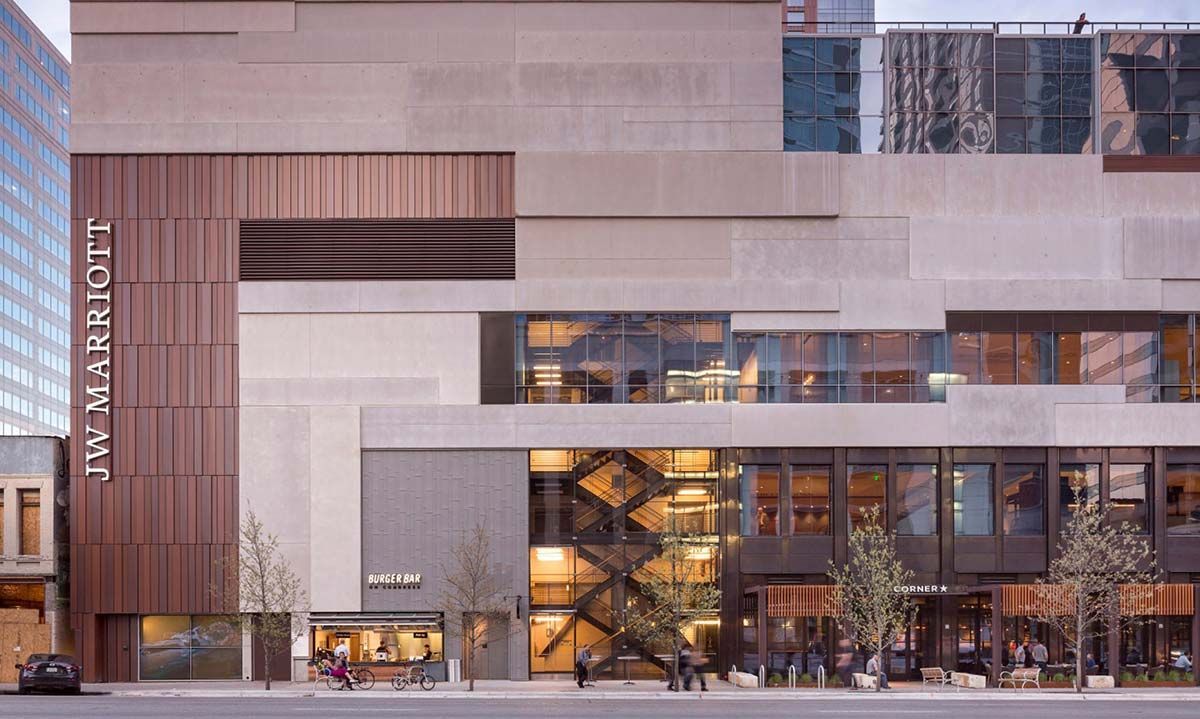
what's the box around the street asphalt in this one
[3,695,1200,718]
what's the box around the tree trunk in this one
[264,646,272,691]
[1075,614,1085,694]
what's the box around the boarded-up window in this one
[19,488,39,556]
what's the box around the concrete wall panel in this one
[733,239,908,280]
[910,217,1123,280]
[731,404,950,446]
[515,152,838,216]
[1056,404,1200,446]
[837,279,945,329]
[946,385,1127,447]
[308,406,361,611]
[1123,217,1200,279]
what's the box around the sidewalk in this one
[17,679,1198,701]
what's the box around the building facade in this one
[0,435,70,683]
[0,0,71,437]
[70,1,1200,684]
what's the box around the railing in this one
[782,17,1200,35]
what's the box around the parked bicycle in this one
[390,663,436,691]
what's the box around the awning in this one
[308,612,443,628]
[1000,584,1195,617]
[766,585,841,618]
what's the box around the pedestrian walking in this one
[575,645,592,688]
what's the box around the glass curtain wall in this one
[1166,464,1200,536]
[517,314,1199,403]
[529,449,720,678]
[996,37,1095,153]
[784,36,885,152]
[889,31,996,153]
[1100,32,1200,155]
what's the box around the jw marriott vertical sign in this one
[84,218,112,481]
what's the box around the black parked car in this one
[16,654,81,694]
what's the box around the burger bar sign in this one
[84,218,113,482]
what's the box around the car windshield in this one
[27,654,76,663]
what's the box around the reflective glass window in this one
[1110,464,1149,534]
[1026,39,1061,72]
[740,465,780,536]
[1085,331,1123,384]
[911,332,947,386]
[995,38,1024,73]
[841,333,874,385]
[873,332,910,385]
[1055,332,1085,384]
[1017,331,1053,384]
[1166,464,1200,536]
[954,464,994,536]
[791,465,831,535]
[803,332,839,385]
[1059,463,1100,528]
[1027,117,1062,153]
[1003,464,1044,536]
[848,464,886,530]
[1172,114,1200,154]
[951,331,981,384]
[1160,315,1192,386]
[982,332,1016,385]
[896,463,937,536]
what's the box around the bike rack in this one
[817,665,826,689]
[758,664,766,688]
[788,664,796,689]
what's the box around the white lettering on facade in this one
[84,219,113,482]
[893,584,949,594]
[366,572,422,588]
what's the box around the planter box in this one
[1086,675,1114,689]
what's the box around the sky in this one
[13,0,1200,62]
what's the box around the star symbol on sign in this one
[940,585,948,592]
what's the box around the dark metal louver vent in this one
[239,218,515,281]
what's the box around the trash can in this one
[447,659,462,683]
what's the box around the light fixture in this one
[677,488,709,496]
[534,547,566,561]
[685,547,713,560]
[690,619,720,626]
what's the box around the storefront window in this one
[1166,464,1200,536]
[1110,464,1149,534]
[1059,463,1100,528]
[740,465,780,536]
[530,546,574,606]
[896,464,937,536]
[313,624,443,665]
[954,464,994,536]
[1003,464,1044,535]
[790,465,831,535]
[139,615,241,681]
[848,464,886,530]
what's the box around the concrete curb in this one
[106,689,1200,701]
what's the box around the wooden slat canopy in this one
[766,585,840,618]
[1119,584,1195,616]
[1001,584,1195,616]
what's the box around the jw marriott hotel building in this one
[70,1,1200,684]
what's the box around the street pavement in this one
[3,694,1200,719]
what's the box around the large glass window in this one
[889,32,996,153]
[784,36,885,153]
[741,465,780,536]
[1059,463,1100,528]
[1002,464,1044,535]
[848,464,886,530]
[896,463,938,536]
[954,464,994,536]
[517,314,732,405]
[1110,464,1149,534]
[140,615,241,680]
[1101,33,1200,155]
[1160,315,1194,402]
[1166,464,1200,536]
[791,465,831,535]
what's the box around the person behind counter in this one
[423,644,433,661]
[375,641,390,662]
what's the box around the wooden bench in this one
[851,672,878,689]
[920,666,953,690]
[998,667,1041,690]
